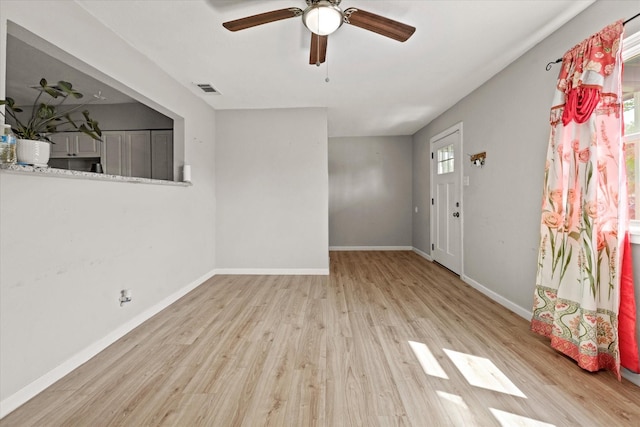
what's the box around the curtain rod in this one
[545,12,640,71]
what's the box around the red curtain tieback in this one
[562,87,601,125]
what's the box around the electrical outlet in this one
[119,289,132,306]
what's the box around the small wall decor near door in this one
[430,122,463,275]
[469,151,486,167]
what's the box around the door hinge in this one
[431,243,434,250]
[431,198,434,205]
[431,152,434,159]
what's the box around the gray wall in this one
[12,103,174,132]
[413,0,639,309]
[0,1,216,408]
[85,103,174,131]
[412,130,431,255]
[329,136,413,248]
[412,0,640,381]
[215,108,329,273]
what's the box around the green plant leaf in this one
[3,78,103,141]
[43,86,62,98]
[0,97,21,112]
[56,81,83,99]
[56,81,72,92]
[36,104,55,120]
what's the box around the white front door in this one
[431,124,462,274]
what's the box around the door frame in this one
[430,121,464,277]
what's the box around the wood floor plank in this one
[2,251,639,427]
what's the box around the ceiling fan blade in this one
[344,8,415,42]
[309,33,328,65]
[223,7,303,32]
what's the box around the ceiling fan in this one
[222,0,416,66]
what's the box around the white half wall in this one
[0,0,216,413]
[215,108,329,273]
[329,136,413,248]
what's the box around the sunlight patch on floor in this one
[436,391,478,426]
[490,408,556,427]
[436,390,466,405]
[407,342,545,424]
[443,348,527,398]
[408,340,449,379]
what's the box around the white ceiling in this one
[10,0,596,137]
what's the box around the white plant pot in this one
[17,139,50,167]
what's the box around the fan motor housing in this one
[302,1,344,36]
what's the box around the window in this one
[437,144,455,175]
[623,30,640,234]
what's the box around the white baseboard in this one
[329,246,413,251]
[0,268,217,419]
[461,274,532,320]
[622,368,640,386]
[460,274,638,387]
[215,268,329,276]
[412,247,433,261]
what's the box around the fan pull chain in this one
[316,28,321,67]
[316,12,321,67]
[325,56,330,83]
[313,12,329,82]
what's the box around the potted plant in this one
[0,78,103,166]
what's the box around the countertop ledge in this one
[0,164,191,187]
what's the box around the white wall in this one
[215,108,329,273]
[412,0,640,327]
[0,0,217,413]
[329,136,413,248]
[412,131,431,255]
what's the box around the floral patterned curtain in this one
[531,20,639,378]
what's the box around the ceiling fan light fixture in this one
[303,1,343,36]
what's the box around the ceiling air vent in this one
[194,83,220,95]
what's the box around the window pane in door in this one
[437,144,454,175]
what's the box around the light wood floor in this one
[2,251,639,426]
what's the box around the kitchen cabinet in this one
[101,130,172,180]
[101,131,125,176]
[125,130,152,178]
[151,130,173,180]
[102,131,150,178]
[49,132,101,158]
